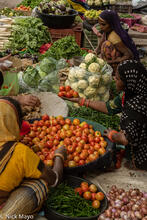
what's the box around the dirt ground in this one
[85,159,147,194]
[0,0,22,9]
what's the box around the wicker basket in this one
[82,29,98,50]
[44,175,108,220]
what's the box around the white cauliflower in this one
[97,86,106,95]
[75,68,86,79]
[84,86,97,97]
[101,91,110,102]
[79,63,86,70]
[88,75,101,87]
[79,93,86,98]
[71,82,78,91]
[65,79,71,86]
[78,80,88,90]
[97,58,105,66]
[68,68,76,82]
[102,73,112,85]
[88,63,100,73]
[84,53,96,63]
[92,95,101,101]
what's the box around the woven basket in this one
[44,175,108,220]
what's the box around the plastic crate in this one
[82,29,98,50]
[48,24,83,46]
[110,4,133,13]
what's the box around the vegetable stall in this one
[0,0,147,219]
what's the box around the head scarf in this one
[0,99,20,144]
[99,10,139,60]
[118,60,147,169]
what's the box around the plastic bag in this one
[38,70,59,93]
[0,72,19,96]
[18,71,36,93]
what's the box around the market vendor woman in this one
[0,97,67,217]
[64,60,147,170]
[93,10,139,72]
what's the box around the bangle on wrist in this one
[54,153,64,162]
[50,171,59,187]
[108,130,118,142]
[79,98,85,106]
[86,99,90,107]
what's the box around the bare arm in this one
[40,146,67,187]
[107,41,133,64]
[62,97,108,114]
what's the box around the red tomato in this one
[60,131,66,139]
[63,124,70,130]
[76,146,82,153]
[95,131,101,137]
[92,200,100,209]
[68,160,76,167]
[95,137,100,143]
[100,141,107,148]
[78,159,85,166]
[46,141,53,148]
[64,137,71,146]
[84,144,90,150]
[73,91,79,98]
[81,184,89,192]
[95,192,104,201]
[38,121,44,127]
[58,92,64,97]
[66,92,72,98]
[74,155,80,163]
[94,143,101,151]
[28,131,36,138]
[44,120,50,127]
[66,130,72,138]
[65,85,71,92]
[65,118,71,125]
[89,184,97,193]
[91,193,96,201]
[42,114,49,121]
[59,86,65,91]
[98,148,106,155]
[67,145,75,153]
[59,119,65,126]
[74,187,82,196]
[73,118,80,126]
[83,191,92,200]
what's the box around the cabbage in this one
[40,57,56,74]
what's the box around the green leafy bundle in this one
[17,0,44,8]
[41,36,85,60]
[6,17,50,54]
[46,183,100,217]
[69,105,120,130]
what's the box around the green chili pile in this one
[45,183,100,217]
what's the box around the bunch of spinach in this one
[6,17,50,54]
[41,36,85,60]
[17,0,45,8]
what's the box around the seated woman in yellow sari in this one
[0,97,67,219]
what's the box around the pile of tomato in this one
[58,85,79,98]
[21,115,107,167]
[75,182,105,209]
[14,5,31,11]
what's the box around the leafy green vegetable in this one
[45,183,100,217]
[6,17,50,54]
[68,105,120,130]
[40,57,56,74]
[41,36,85,60]
[0,7,24,17]
[120,13,134,18]
[23,66,41,88]
[17,0,45,8]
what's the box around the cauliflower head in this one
[101,91,110,102]
[79,63,86,70]
[97,58,105,66]
[84,53,96,63]
[68,68,76,82]
[65,79,71,86]
[88,63,100,73]
[84,86,97,97]
[102,73,112,85]
[71,82,78,91]
[88,75,101,87]
[75,68,86,79]
[78,80,88,90]
[97,86,106,95]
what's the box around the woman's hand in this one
[17,94,40,107]
[104,129,128,145]
[61,96,81,104]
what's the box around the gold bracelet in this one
[54,153,64,162]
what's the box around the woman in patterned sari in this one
[0,97,67,219]
[63,60,147,170]
[93,10,139,73]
